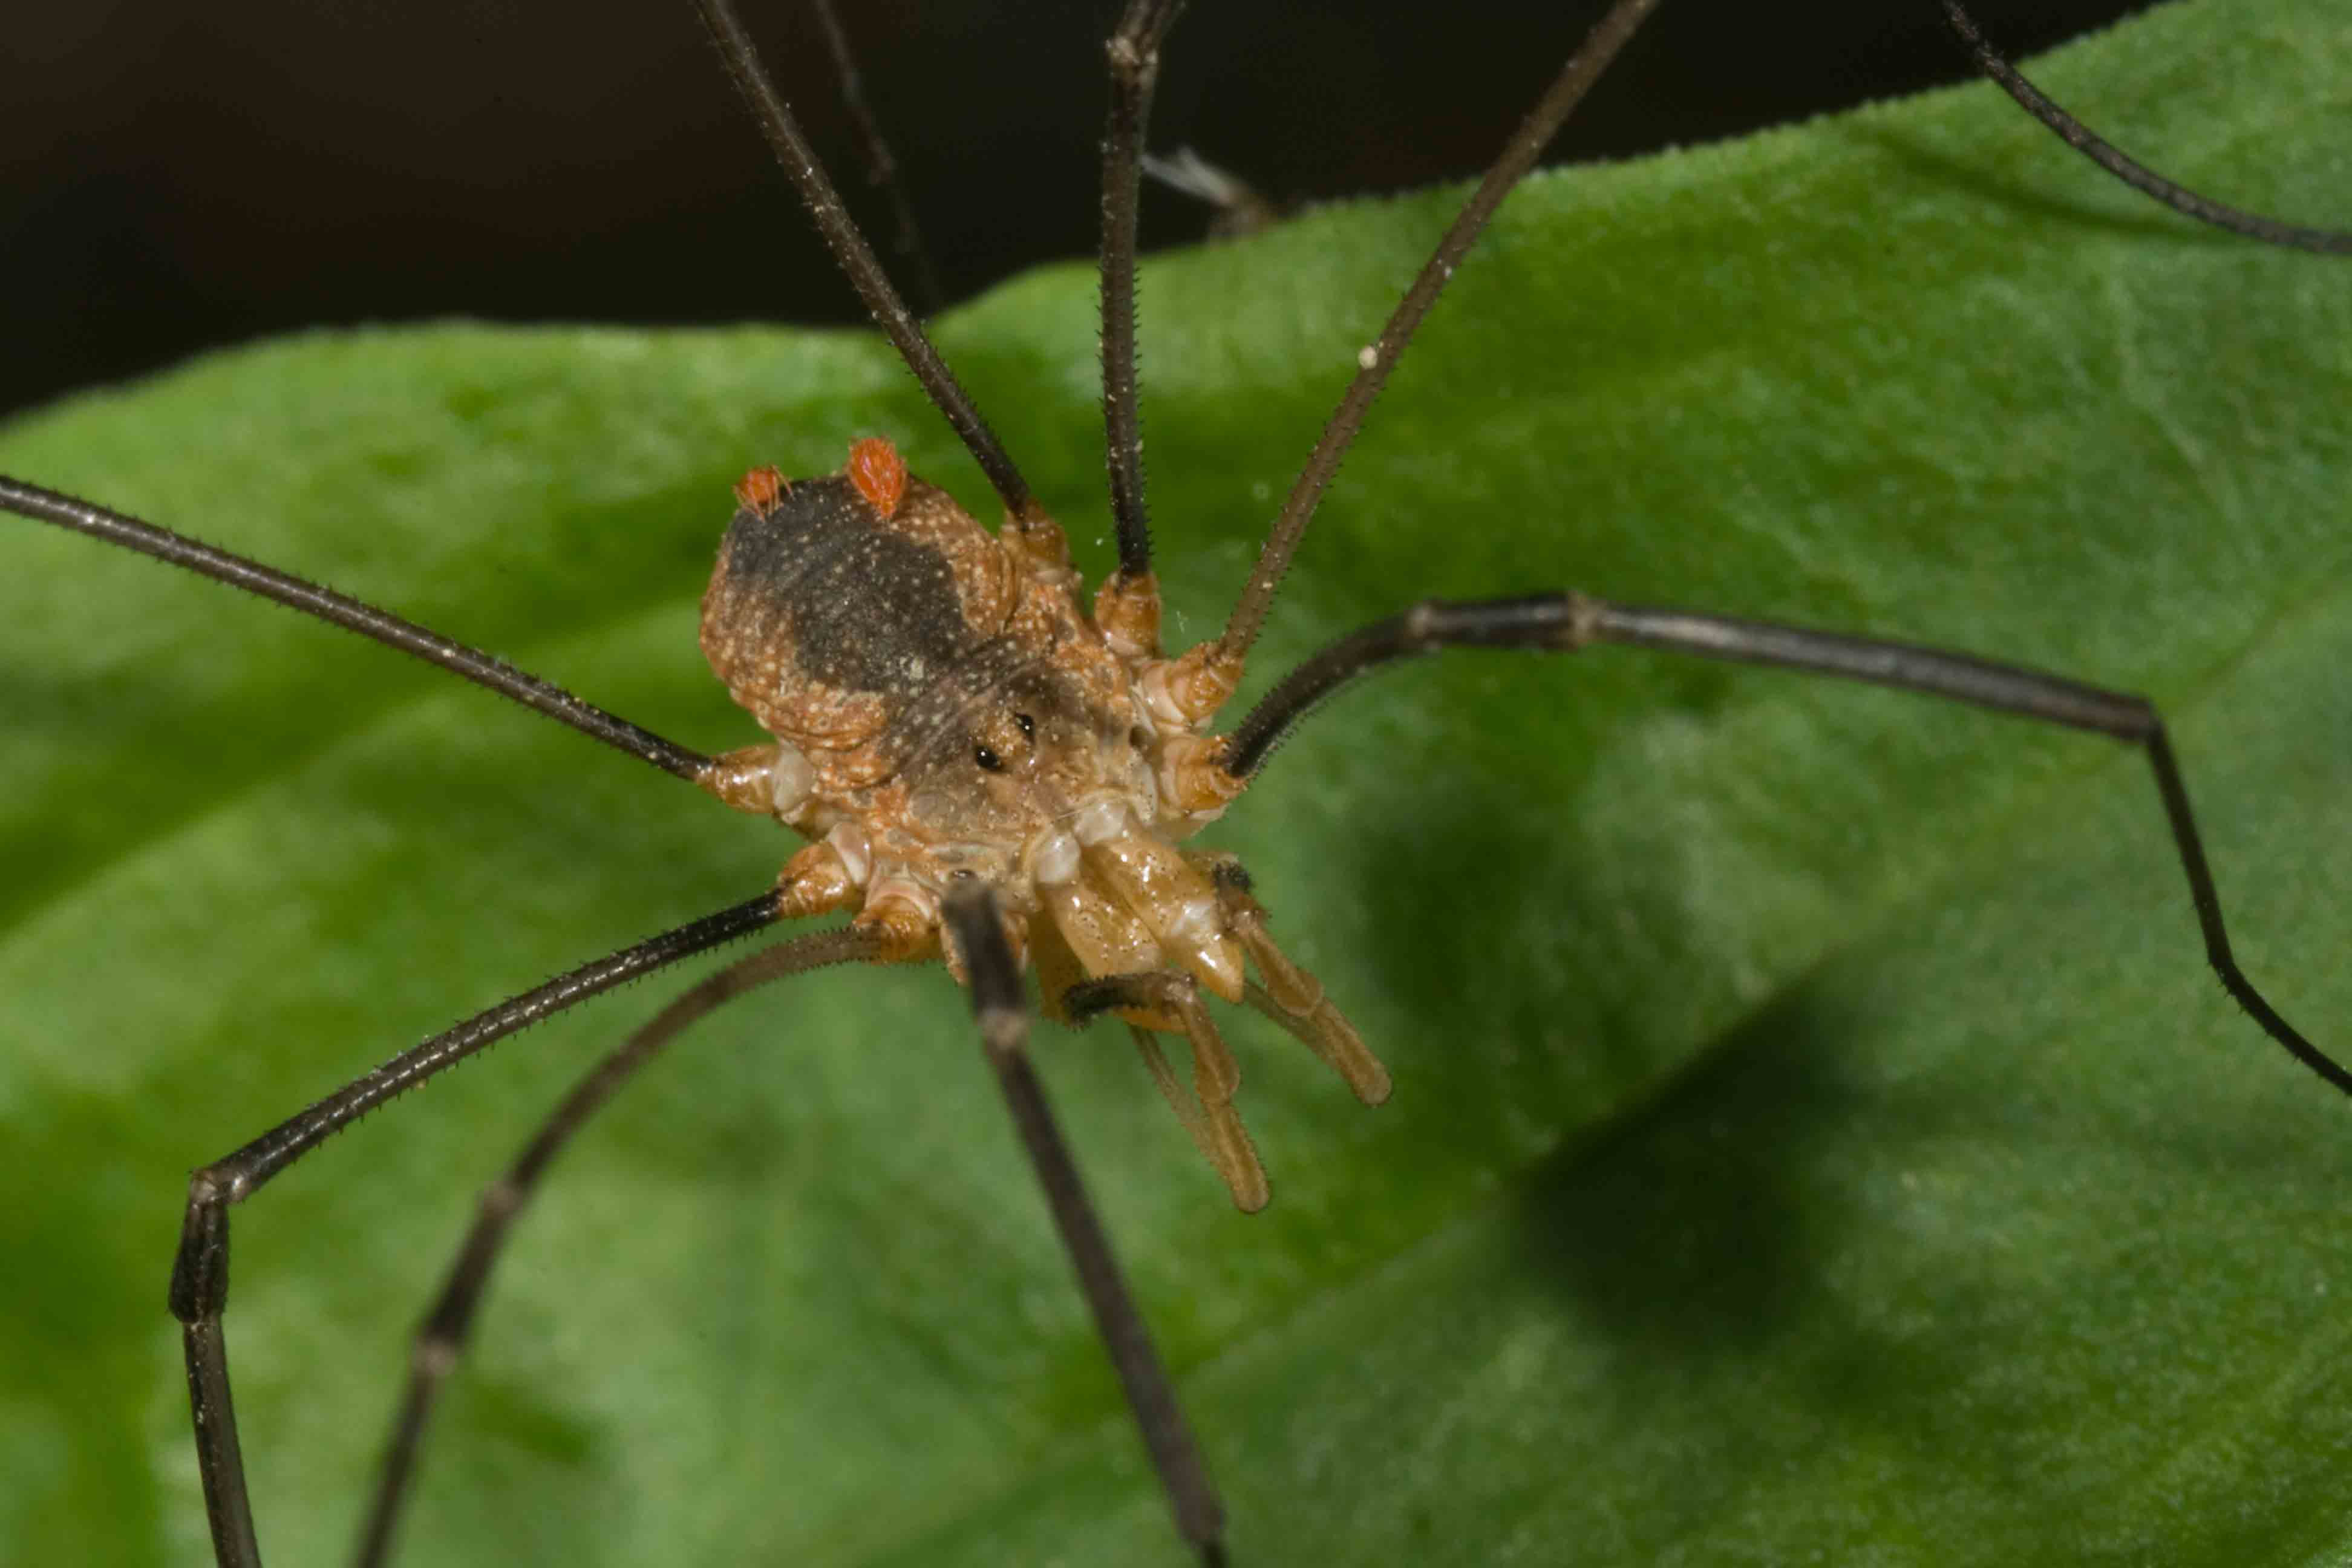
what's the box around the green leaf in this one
[4,2,2348,1563]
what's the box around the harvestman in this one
[2,1,2347,1563]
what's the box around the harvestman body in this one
[699,437,1388,1213]
[2,0,2348,1563]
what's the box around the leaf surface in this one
[2,3,2348,1563]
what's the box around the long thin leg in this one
[941,883,1226,1565]
[0,478,713,783]
[687,0,1050,535]
[805,0,946,313]
[1099,0,1189,582]
[353,924,878,1568]
[169,891,786,1568]
[1221,592,2352,1099]
[1215,0,1664,666]
[1212,0,2351,671]
[1938,0,2352,255]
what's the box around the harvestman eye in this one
[1,1,2347,1565]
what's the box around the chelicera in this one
[0,1,2345,1564]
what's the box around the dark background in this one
[2,1,2161,420]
